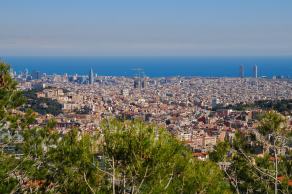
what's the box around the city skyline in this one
[5,56,292,78]
[1,1,292,56]
[1,2,292,193]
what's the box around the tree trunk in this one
[123,172,126,194]
[112,157,115,194]
[274,139,278,194]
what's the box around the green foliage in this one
[210,111,292,193]
[258,110,287,136]
[255,99,292,115]
[224,99,292,115]
[231,153,274,193]
[209,141,230,162]
[0,153,18,193]
[0,61,31,193]
[0,61,26,129]
[74,105,91,114]
[100,119,231,193]
[1,118,231,193]
[22,89,63,116]
[22,126,103,193]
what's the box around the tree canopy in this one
[209,111,292,194]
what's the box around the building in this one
[121,89,129,97]
[240,65,244,78]
[141,77,147,89]
[32,70,42,80]
[89,68,94,84]
[253,65,258,78]
[211,97,219,109]
[203,136,217,148]
[134,78,141,89]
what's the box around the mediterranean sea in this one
[2,56,292,78]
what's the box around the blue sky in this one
[1,0,292,56]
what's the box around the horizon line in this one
[2,55,292,58]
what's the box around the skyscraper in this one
[24,68,29,78]
[240,65,244,78]
[141,77,147,89]
[134,78,140,89]
[211,97,219,109]
[89,68,94,84]
[32,70,42,80]
[253,65,258,78]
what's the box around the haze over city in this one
[1,0,292,56]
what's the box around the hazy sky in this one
[1,0,292,56]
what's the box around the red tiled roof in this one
[23,180,45,188]
[192,152,208,157]
[277,176,292,186]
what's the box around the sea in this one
[2,56,292,78]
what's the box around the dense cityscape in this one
[10,65,292,154]
[1,63,292,193]
[1,61,291,193]
[1,1,292,193]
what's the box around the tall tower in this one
[253,65,259,99]
[141,77,147,89]
[240,65,244,78]
[253,65,258,78]
[132,68,144,92]
[89,68,94,84]
[134,78,140,89]
[24,68,29,77]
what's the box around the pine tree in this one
[210,111,292,194]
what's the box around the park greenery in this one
[0,62,232,193]
[74,105,92,114]
[222,99,292,116]
[22,89,63,116]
